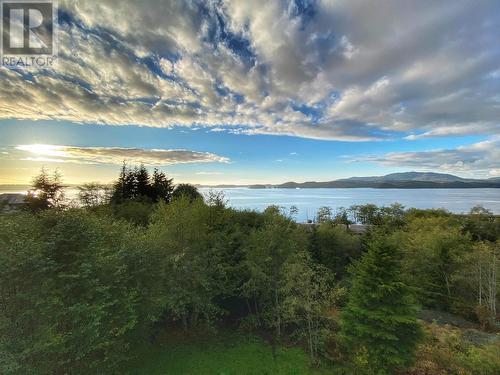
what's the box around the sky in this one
[0,0,499,185]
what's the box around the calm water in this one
[200,188,500,222]
[2,187,499,222]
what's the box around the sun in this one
[16,144,67,157]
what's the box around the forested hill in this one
[249,172,500,189]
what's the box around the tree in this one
[135,164,151,199]
[25,168,65,211]
[172,183,202,202]
[0,212,47,374]
[0,210,149,374]
[464,206,500,242]
[460,241,499,327]
[316,206,333,223]
[111,163,174,204]
[242,207,306,338]
[347,203,406,228]
[333,206,352,228]
[380,203,406,228]
[350,204,380,225]
[147,199,226,329]
[205,189,228,208]
[401,217,470,310]
[309,222,361,280]
[78,183,112,208]
[151,168,174,203]
[111,162,132,203]
[340,235,422,374]
[281,251,337,362]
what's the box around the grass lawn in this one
[125,331,331,375]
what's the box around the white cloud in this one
[0,0,498,143]
[14,144,229,166]
[195,171,224,175]
[354,137,500,177]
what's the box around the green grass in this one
[125,332,330,375]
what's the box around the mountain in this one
[264,172,500,189]
[336,172,483,183]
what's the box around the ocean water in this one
[199,188,500,222]
[2,187,499,222]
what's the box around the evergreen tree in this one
[25,168,65,211]
[111,162,129,203]
[151,168,174,203]
[340,235,422,374]
[111,164,174,203]
[135,164,151,199]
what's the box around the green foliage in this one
[464,205,500,242]
[0,213,47,374]
[125,332,329,375]
[461,342,500,375]
[333,207,351,227]
[242,207,307,336]
[25,168,65,211]
[350,203,380,225]
[111,163,174,204]
[172,183,203,202]
[404,207,453,221]
[281,251,338,362]
[111,200,153,226]
[400,217,471,311]
[340,235,422,374]
[350,203,406,228]
[205,189,228,208]
[147,199,227,328]
[409,322,500,375]
[0,210,152,374]
[151,168,175,202]
[458,241,500,325]
[77,182,112,207]
[309,222,361,280]
[316,206,333,223]
[2,164,498,375]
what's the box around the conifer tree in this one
[135,164,151,199]
[340,235,422,374]
[26,168,66,211]
[151,168,174,203]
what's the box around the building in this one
[0,193,27,212]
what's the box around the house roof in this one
[0,193,27,205]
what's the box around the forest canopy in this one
[0,167,499,375]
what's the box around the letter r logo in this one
[1,1,55,55]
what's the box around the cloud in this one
[0,0,499,141]
[195,171,224,175]
[14,144,229,165]
[354,137,500,177]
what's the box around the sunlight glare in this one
[16,144,67,157]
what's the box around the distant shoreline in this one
[2,172,500,191]
[2,185,500,191]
